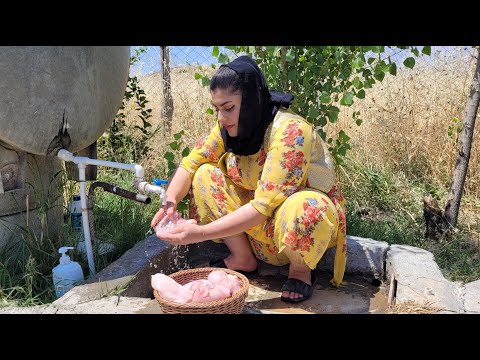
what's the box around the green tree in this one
[202,46,428,164]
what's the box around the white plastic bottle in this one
[52,246,85,298]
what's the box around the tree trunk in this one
[160,46,174,135]
[279,46,289,90]
[444,48,480,228]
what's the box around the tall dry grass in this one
[331,47,479,224]
[125,66,216,179]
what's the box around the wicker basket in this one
[153,267,250,314]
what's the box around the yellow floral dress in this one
[180,108,347,287]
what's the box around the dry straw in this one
[386,300,443,314]
[154,267,250,314]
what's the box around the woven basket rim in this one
[153,267,249,311]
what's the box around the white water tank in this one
[0,46,130,155]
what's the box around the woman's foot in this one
[223,254,258,273]
[281,265,313,302]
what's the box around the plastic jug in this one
[52,247,85,298]
[69,195,82,231]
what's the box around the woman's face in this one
[211,88,242,137]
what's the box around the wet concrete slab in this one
[243,272,388,314]
[190,259,388,314]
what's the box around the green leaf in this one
[338,146,347,156]
[169,141,179,150]
[328,106,340,123]
[389,63,397,76]
[320,91,331,104]
[403,57,415,69]
[285,48,295,62]
[367,57,376,65]
[356,89,365,99]
[182,147,190,157]
[212,46,219,57]
[422,46,431,55]
[318,116,328,127]
[174,132,182,140]
[339,130,351,142]
[206,108,214,115]
[356,118,363,126]
[287,69,297,81]
[364,78,374,89]
[164,152,174,162]
[352,77,361,89]
[194,72,203,80]
[340,92,354,106]
[308,106,320,120]
[218,53,230,64]
[374,71,385,81]
[411,47,419,57]
[201,76,210,87]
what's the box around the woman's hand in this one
[150,200,177,228]
[157,219,206,245]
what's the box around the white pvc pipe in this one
[78,163,96,275]
[57,149,166,276]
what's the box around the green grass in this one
[0,166,163,308]
[340,155,480,283]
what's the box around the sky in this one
[129,46,473,76]
[130,46,222,75]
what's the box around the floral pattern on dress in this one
[283,123,304,148]
[280,150,305,179]
[226,155,242,183]
[257,148,267,166]
[181,109,347,287]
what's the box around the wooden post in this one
[160,46,174,136]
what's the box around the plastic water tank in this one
[0,46,130,155]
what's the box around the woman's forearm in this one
[167,167,192,204]
[202,203,268,239]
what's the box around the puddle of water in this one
[244,273,388,314]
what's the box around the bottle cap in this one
[58,246,74,265]
[152,179,168,186]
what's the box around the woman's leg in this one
[280,246,313,301]
[222,233,257,272]
[271,189,344,300]
[190,163,257,271]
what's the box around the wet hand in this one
[150,200,177,227]
[157,220,205,245]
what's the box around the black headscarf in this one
[219,56,294,156]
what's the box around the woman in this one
[151,56,347,303]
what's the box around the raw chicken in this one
[152,270,242,304]
[151,273,193,303]
[184,279,231,303]
[208,270,242,295]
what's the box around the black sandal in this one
[280,271,318,303]
[209,258,258,276]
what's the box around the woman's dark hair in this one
[210,65,243,93]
